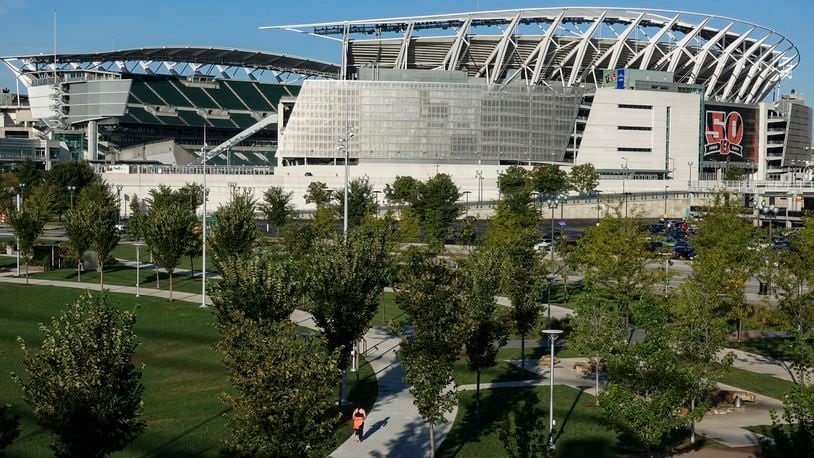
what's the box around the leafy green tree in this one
[569,291,626,404]
[14,158,43,188]
[599,301,703,452]
[501,242,545,369]
[259,186,295,236]
[217,317,340,457]
[283,223,317,258]
[570,209,661,328]
[498,393,554,458]
[78,183,120,288]
[385,175,419,207]
[7,184,54,284]
[498,166,535,217]
[723,166,746,181]
[396,207,421,243]
[691,192,757,341]
[413,174,462,249]
[396,252,465,456]
[308,226,390,400]
[333,176,378,230]
[569,163,600,195]
[142,200,196,300]
[460,248,509,409]
[64,198,94,282]
[14,292,145,457]
[0,403,20,452]
[531,164,570,196]
[760,384,814,457]
[312,205,337,239]
[209,255,300,323]
[208,194,257,272]
[456,215,478,248]
[43,160,98,217]
[305,181,332,207]
[126,194,144,242]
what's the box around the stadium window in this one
[617,147,652,152]
[618,104,652,110]
[618,125,652,131]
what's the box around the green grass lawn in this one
[32,265,208,295]
[0,254,17,271]
[730,337,807,362]
[719,366,797,400]
[111,243,213,273]
[0,283,376,456]
[439,386,726,457]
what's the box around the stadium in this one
[1,7,811,209]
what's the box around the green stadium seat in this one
[209,118,237,129]
[230,113,260,129]
[125,106,163,125]
[223,80,273,111]
[258,84,298,108]
[203,85,248,111]
[146,80,193,108]
[177,110,208,127]
[178,85,220,109]
[129,79,166,105]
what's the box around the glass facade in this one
[278,80,584,163]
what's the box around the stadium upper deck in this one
[263,7,799,104]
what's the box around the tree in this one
[460,248,509,410]
[570,209,661,329]
[0,404,20,452]
[569,163,600,195]
[456,215,478,248]
[208,194,257,272]
[723,165,746,181]
[497,166,536,219]
[43,160,98,217]
[569,291,626,404]
[64,198,94,282]
[333,176,378,230]
[396,252,465,457]
[395,207,421,243]
[259,186,294,236]
[7,184,54,284]
[209,255,300,323]
[308,226,389,401]
[385,175,419,207]
[81,183,120,288]
[142,200,196,300]
[691,192,757,341]
[531,164,570,196]
[599,301,704,452]
[126,194,144,242]
[413,174,462,249]
[760,384,814,457]
[498,393,554,458]
[14,158,43,188]
[217,317,340,457]
[312,205,337,239]
[304,181,332,207]
[14,292,145,457]
[501,242,545,369]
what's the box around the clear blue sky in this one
[0,0,812,100]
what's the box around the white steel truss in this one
[264,7,799,103]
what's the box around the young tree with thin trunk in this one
[259,186,294,237]
[460,247,509,411]
[63,200,93,282]
[208,194,257,273]
[570,291,626,404]
[81,183,120,288]
[14,292,145,457]
[307,226,389,402]
[396,251,465,457]
[142,201,196,301]
[7,184,54,284]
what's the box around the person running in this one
[352,406,367,443]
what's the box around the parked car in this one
[673,244,696,260]
[533,239,553,251]
[115,223,127,233]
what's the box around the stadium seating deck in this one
[146,80,193,108]
[177,110,208,127]
[224,80,274,111]
[257,84,297,109]
[178,85,220,109]
[208,118,238,129]
[129,81,166,105]
[203,85,248,111]
[230,113,260,129]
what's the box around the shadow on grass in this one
[134,407,230,458]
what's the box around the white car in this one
[533,239,553,251]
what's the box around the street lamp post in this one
[475,170,484,208]
[755,201,780,293]
[546,194,567,261]
[621,157,629,216]
[67,185,76,209]
[200,136,209,309]
[115,184,123,224]
[134,242,142,297]
[663,185,670,216]
[463,191,471,217]
[337,125,354,236]
[16,183,25,277]
[542,329,564,448]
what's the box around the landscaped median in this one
[0,283,377,456]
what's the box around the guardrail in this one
[94,164,275,176]
[689,180,814,193]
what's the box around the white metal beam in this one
[440,17,472,71]
[476,12,521,83]
[531,10,566,84]
[704,27,753,98]
[578,11,644,81]
[720,35,769,101]
[567,11,606,86]
[395,21,415,70]
[686,22,734,84]
[657,17,710,72]
[625,14,679,69]
[736,42,780,102]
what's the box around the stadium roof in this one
[263,7,799,103]
[2,46,340,79]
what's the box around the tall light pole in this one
[15,184,24,277]
[688,160,694,184]
[463,191,471,217]
[756,201,780,293]
[134,242,142,297]
[621,157,629,216]
[67,185,76,208]
[337,125,354,236]
[475,170,483,208]
[546,194,566,261]
[200,129,208,309]
[542,328,564,448]
[663,185,670,216]
[115,184,123,224]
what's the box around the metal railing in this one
[689,180,814,193]
[94,163,275,176]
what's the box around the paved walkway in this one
[500,357,783,448]
[721,348,798,383]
